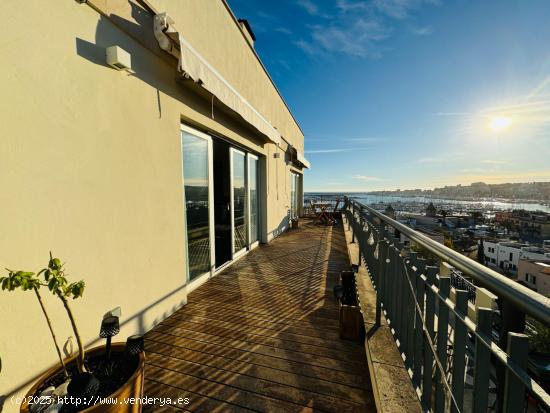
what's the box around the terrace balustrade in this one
[343,197,550,412]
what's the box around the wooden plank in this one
[145,332,369,388]
[161,313,358,351]
[180,301,340,329]
[144,220,374,411]
[147,364,317,412]
[144,377,256,413]
[155,321,358,362]
[151,318,361,374]
[146,351,368,412]
[164,308,343,341]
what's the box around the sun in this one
[489,116,512,132]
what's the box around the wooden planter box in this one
[339,302,363,341]
[338,270,363,341]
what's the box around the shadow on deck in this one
[143,219,375,412]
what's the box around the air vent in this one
[106,46,132,71]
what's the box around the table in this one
[313,202,332,225]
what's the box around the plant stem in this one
[34,288,69,378]
[57,292,87,373]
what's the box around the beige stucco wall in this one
[0,0,303,409]
[518,260,550,297]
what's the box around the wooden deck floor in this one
[143,220,375,412]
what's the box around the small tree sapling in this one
[0,269,68,378]
[40,253,87,374]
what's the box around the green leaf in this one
[48,277,57,291]
[70,281,85,299]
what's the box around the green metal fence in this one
[344,197,550,412]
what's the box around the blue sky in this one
[227,0,550,192]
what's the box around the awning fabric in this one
[154,13,281,146]
[297,151,311,169]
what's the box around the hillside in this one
[368,181,550,200]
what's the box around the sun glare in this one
[489,116,512,132]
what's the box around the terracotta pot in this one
[20,343,145,413]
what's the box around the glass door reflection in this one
[181,126,214,281]
[248,154,259,245]
[231,148,247,256]
[290,172,299,219]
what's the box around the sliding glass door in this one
[231,148,247,257]
[182,124,262,279]
[248,155,259,245]
[181,125,214,281]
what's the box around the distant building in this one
[517,260,550,296]
[484,240,550,276]
[400,226,445,247]
[495,211,512,224]
[509,210,550,242]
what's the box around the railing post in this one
[393,242,404,339]
[497,299,526,412]
[357,206,364,264]
[405,252,418,369]
[376,223,387,326]
[503,332,529,413]
[413,258,426,389]
[422,266,438,409]
[451,289,469,413]
[434,274,450,413]
[472,307,493,413]
[399,247,410,356]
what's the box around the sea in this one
[304,192,550,214]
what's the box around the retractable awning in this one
[297,151,311,169]
[153,13,282,146]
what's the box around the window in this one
[527,273,537,285]
[509,252,513,261]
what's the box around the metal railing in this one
[344,197,550,412]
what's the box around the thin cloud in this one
[306,148,358,154]
[353,175,383,182]
[416,157,445,164]
[336,0,370,12]
[294,0,439,59]
[374,0,440,19]
[298,19,390,58]
[411,25,433,36]
[297,0,319,16]
[481,160,508,165]
[294,39,318,55]
[346,137,386,143]
[434,111,471,117]
[275,27,292,35]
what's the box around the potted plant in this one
[291,217,299,229]
[1,253,145,413]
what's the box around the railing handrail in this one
[347,197,550,324]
